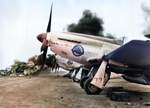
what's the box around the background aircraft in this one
[56,55,81,71]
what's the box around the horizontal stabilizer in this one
[122,75,149,85]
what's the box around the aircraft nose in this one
[37,33,47,43]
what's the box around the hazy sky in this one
[0,0,149,69]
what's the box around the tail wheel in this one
[80,76,89,89]
[84,78,102,95]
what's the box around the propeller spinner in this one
[37,3,53,69]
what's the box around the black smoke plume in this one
[141,2,150,35]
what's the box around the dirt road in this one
[0,72,150,108]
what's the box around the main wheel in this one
[84,78,102,95]
[80,76,89,89]
[73,77,80,82]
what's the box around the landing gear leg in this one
[73,68,83,82]
[63,70,74,79]
[84,72,110,95]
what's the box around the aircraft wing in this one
[102,40,150,85]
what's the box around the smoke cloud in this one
[141,2,150,35]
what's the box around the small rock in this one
[143,102,150,106]
[140,98,143,100]
[126,102,132,106]
[18,74,25,76]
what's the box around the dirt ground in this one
[1,71,150,108]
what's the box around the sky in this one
[0,0,149,69]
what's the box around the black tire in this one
[80,76,89,89]
[107,87,123,97]
[84,78,102,95]
[109,91,130,101]
[73,77,80,82]
[81,69,89,78]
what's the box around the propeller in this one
[47,3,53,32]
[37,3,53,69]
